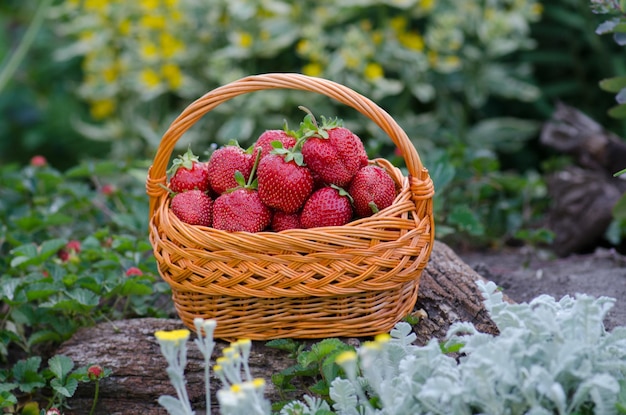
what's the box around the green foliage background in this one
[2,0,624,247]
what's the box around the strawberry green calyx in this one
[331,183,354,204]
[296,106,343,141]
[271,141,305,166]
[229,147,262,192]
[167,147,199,176]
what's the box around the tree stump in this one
[56,241,504,415]
[540,102,626,256]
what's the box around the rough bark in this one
[56,241,504,415]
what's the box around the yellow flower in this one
[84,0,107,13]
[118,19,131,36]
[419,0,435,11]
[398,31,424,52]
[374,333,391,344]
[141,68,161,88]
[141,14,167,30]
[238,31,253,48]
[362,340,382,351]
[230,384,242,393]
[90,98,115,120]
[531,3,543,17]
[252,378,265,389]
[296,39,310,55]
[79,31,95,43]
[154,329,190,345]
[442,55,461,70]
[164,0,179,6]
[390,16,407,33]
[371,30,384,46]
[302,62,323,77]
[160,33,183,58]
[364,62,384,81]
[140,0,160,11]
[161,63,182,89]
[335,350,357,365]
[233,339,251,349]
[170,10,183,22]
[102,65,118,83]
[140,41,159,60]
[342,51,360,69]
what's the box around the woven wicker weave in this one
[146,73,435,340]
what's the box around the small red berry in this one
[57,249,69,262]
[101,184,116,195]
[66,240,81,253]
[87,364,104,380]
[46,408,62,415]
[125,267,143,277]
[30,155,47,167]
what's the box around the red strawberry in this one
[170,189,213,226]
[348,165,396,217]
[167,148,210,193]
[212,189,271,232]
[300,186,353,229]
[299,110,368,187]
[206,143,254,194]
[271,211,302,232]
[254,129,297,159]
[212,151,272,232]
[257,151,314,214]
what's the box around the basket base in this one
[172,280,420,340]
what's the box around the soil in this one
[458,246,626,330]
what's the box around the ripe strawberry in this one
[254,129,297,159]
[300,186,353,229]
[257,150,314,214]
[206,143,254,195]
[271,211,302,232]
[212,188,271,232]
[299,110,368,187]
[212,151,272,232]
[348,165,396,217]
[167,148,210,193]
[170,189,213,226]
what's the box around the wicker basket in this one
[146,73,435,340]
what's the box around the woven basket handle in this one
[146,73,430,217]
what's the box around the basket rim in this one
[146,73,431,218]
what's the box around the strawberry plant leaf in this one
[48,355,74,380]
[599,76,626,93]
[50,377,78,398]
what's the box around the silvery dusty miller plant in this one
[155,281,626,415]
[327,280,626,415]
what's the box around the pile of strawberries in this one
[166,109,398,232]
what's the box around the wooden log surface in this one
[56,241,504,415]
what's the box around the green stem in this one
[88,380,100,415]
[0,0,53,93]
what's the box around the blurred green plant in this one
[0,158,172,364]
[0,356,109,414]
[592,0,626,119]
[51,0,542,157]
[0,1,111,170]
